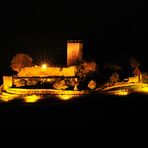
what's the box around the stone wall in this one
[12,77,78,90]
[0,84,3,93]
[3,76,13,90]
[128,75,139,83]
[18,66,76,77]
[13,77,57,87]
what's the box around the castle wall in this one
[128,76,139,83]
[12,77,78,89]
[18,66,76,77]
[13,77,57,87]
[3,76,13,90]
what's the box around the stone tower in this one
[67,40,83,66]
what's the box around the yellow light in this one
[24,95,41,103]
[117,91,128,96]
[0,96,14,102]
[58,95,74,100]
[0,92,20,102]
[137,86,148,94]
[114,89,129,96]
[41,64,47,69]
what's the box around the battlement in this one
[67,40,82,43]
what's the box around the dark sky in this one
[0,1,147,74]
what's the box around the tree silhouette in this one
[10,53,33,72]
[104,63,122,72]
[129,57,140,69]
[102,63,122,84]
[109,72,119,84]
[129,57,141,76]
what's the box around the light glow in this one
[0,92,19,102]
[41,64,47,69]
[137,85,148,94]
[24,95,41,103]
[116,90,128,96]
[58,95,74,100]
[110,89,129,96]
[0,96,15,102]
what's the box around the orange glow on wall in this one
[18,66,76,77]
[67,40,83,66]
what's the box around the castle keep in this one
[67,40,83,66]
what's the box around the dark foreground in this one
[0,94,148,146]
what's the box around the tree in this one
[76,60,97,80]
[129,57,140,69]
[109,72,119,84]
[10,53,33,72]
[102,63,122,84]
[103,63,122,72]
[129,57,141,76]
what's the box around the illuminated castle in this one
[3,40,84,90]
[67,40,83,66]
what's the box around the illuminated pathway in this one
[101,83,148,96]
[0,88,91,103]
[0,82,148,102]
[102,82,142,91]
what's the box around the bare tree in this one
[10,53,33,72]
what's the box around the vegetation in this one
[109,72,120,84]
[75,60,97,80]
[10,53,33,72]
[129,57,141,75]
[129,57,140,69]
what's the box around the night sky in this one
[0,1,147,75]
